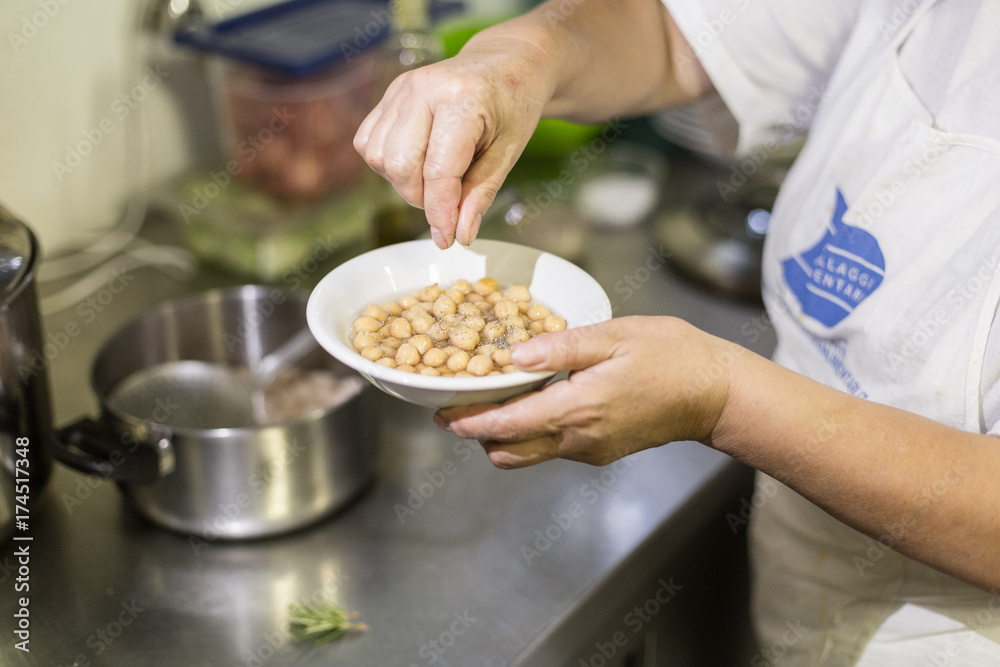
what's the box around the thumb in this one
[511,325,616,372]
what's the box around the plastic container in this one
[175,0,391,200]
[215,53,378,200]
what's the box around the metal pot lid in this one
[0,203,36,305]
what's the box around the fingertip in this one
[430,227,448,249]
[511,336,549,369]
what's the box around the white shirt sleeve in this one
[661,0,862,154]
[982,307,1000,437]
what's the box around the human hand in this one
[354,37,554,249]
[434,316,743,468]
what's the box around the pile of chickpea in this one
[350,277,567,376]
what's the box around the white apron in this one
[750,1,1000,664]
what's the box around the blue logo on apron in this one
[782,189,885,326]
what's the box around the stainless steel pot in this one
[0,204,53,542]
[47,285,376,540]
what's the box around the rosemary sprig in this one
[287,598,369,645]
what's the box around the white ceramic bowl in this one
[307,239,612,409]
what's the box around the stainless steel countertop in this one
[1,155,777,666]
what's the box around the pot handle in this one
[46,417,174,484]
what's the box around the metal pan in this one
[47,285,376,540]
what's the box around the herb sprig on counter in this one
[287,598,369,645]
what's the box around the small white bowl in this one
[307,239,612,408]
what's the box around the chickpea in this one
[527,303,551,321]
[353,332,379,351]
[362,304,389,322]
[449,325,480,351]
[481,320,506,341]
[473,277,497,296]
[500,315,525,330]
[493,299,519,319]
[433,296,458,318]
[381,336,403,349]
[446,349,471,372]
[466,354,494,376]
[505,284,531,302]
[352,316,382,333]
[462,315,486,332]
[457,302,481,317]
[351,276,566,380]
[411,315,435,334]
[543,315,567,332]
[402,306,429,322]
[426,322,451,342]
[425,322,450,343]
[444,288,465,303]
[506,326,530,345]
[389,317,412,338]
[395,343,420,366]
[476,343,499,358]
[492,348,512,367]
[423,348,447,367]
[417,284,441,302]
[409,334,434,355]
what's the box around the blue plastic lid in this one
[174,0,393,78]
